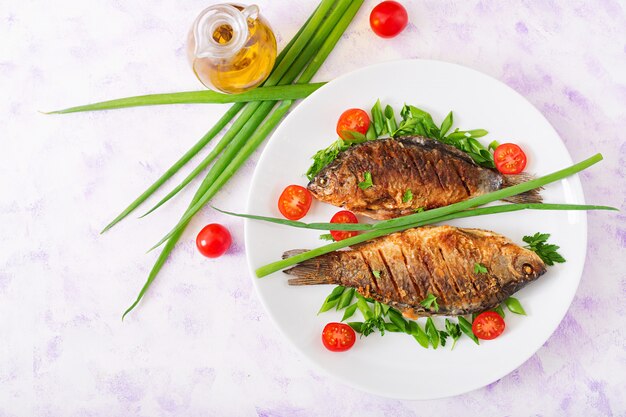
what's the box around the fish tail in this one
[501,173,543,204]
[283,250,336,286]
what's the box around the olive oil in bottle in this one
[187,4,277,94]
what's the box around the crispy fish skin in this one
[284,225,546,317]
[308,136,540,220]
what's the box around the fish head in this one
[307,168,349,203]
[510,249,547,282]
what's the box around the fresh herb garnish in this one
[420,293,439,312]
[341,303,358,321]
[355,293,374,320]
[306,139,351,181]
[371,99,386,137]
[387,308,408,332]
[361,315,386,337]
[438,330,449,347]
[319,233,334,241]
[393,105,441,138]
[445,319,461,350]
[425,317,440,349]
[339,130,366,141]
[488,140,500,152]
[504,297,526,315]
[473,262,488,274]
[306,100,494,180]
[336,287,355,310]
[407,320,430,348]
[523,232,566,266]
[439,111,454,137]
[384,104,398,134]
[414,206,425,213]
[402,189,413,203]
[358,171,373,190]
[372,270,381,279]
[458,316,479,345]
[493,304,506,318]
[318,286,345,314]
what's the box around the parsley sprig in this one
[522,232,566,265]
[473,262,488,274]
[358,171,373,190]
[402,189,413,203]
[420,293,439,312]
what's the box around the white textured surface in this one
[1,0,625,415]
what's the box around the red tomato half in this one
[336,108,370,140]
[322,322,356,352]
[330,210,359,241]
[494,143,527,174]
[196,223,232,258]
[278,185,312,220]
[370,1,409,38]
[472,311,506,340]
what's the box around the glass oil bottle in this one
[187,3,277,94]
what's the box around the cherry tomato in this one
[322,322,356,352]
[336,108,370,140]
[278,184,312,220]
[330,210,359,241]
[370,1,409,38]
[494,143,527,174]
[472,311,506,340]
[196,223,232,258]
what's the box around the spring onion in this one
[46,83,325,114]
[122,0,363,317]
[148,0,361,251]
[215,203,616,232]
[101,2,323,232]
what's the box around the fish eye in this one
[522,263,534,275]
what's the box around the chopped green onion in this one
[504,297,526,315]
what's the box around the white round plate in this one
[244,59,586,400]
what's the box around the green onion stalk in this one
[122,0,364,318]
[143,0,358,220]
[100,4,323,233]
[150,0,360,251]
[215,203,617,232]
[45,83,325,114]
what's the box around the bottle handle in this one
[241,4,259,21]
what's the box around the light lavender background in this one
[1,0,625,415]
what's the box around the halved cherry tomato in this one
[472,311,506,340]
[196,223,232,258]
[336,108,370,140]
[494,143,527,174]
[322,322,356,352]
[330,210,359,241]
[278,185,312,220]
[370,1,409,38]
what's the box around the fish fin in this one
[398,136,477,165]
[282,249,308,260]
[283,250,336,286]
[501,173,543,204]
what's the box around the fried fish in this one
[308,136,541,220]
[284,225,546,317]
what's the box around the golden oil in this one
[187,4,277,94]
